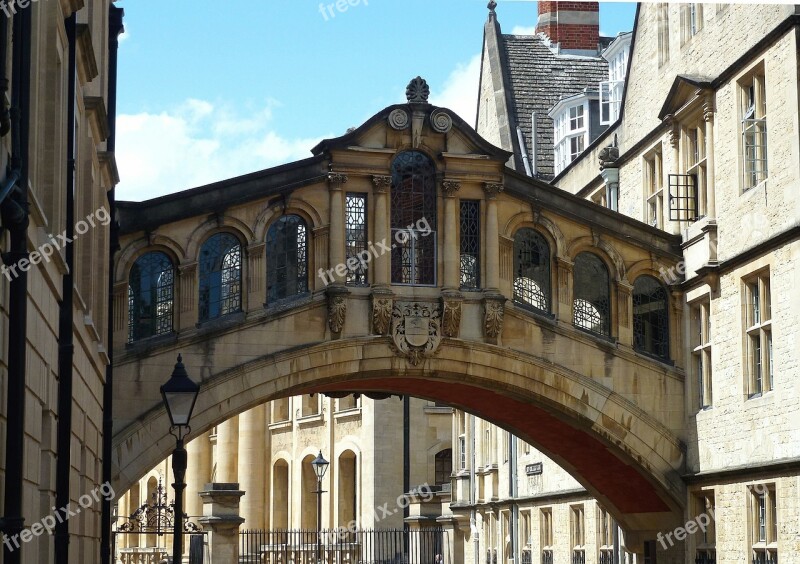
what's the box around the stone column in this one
[185,432,212,522]
[556,257,574,324]
[703,98,716,219]
[237,405,267,530]
[328,173,348,284]
[665,115,681,235]
[178,262,197,331]
[483,183,503,291]
[442,180,461,290]
[616,280,633,347]
[372,175,391,285]
[198,483,246,564]
[215,416,239,483]
[246,242,265,311]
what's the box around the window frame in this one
[513,228,552,315]
[553,102,589,175]
[345,193,369,286]
[691,298,713,410]
[632,275,671,362]
[739,64,768,192]
[644,147,664,228]
[744,272,772,398]
[127,251,175,343]
[749,484,778,563]
[573,252,612,338]
[266,214,310,304]
[198,232,243,322]
[459,200,481,290]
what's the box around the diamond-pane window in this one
[345,193,368,286]
[266,215,308,303]
[199,233,242,321]
[128,251,174,342]
[573,253,610,336]
[460,200,480,290]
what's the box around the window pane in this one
[267,215,308,303]
[513,229,551,313]
[633,276,670,360]
[345,193,368,286]
[460,200,480,289]
[199,233,242,321]
[573,253,611,336]
[128,252,174,342]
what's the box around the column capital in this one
[703,97,715,123]
[483,182,504,199]
[441,179,461,198]
[327,172,348,190]
[663,114,680,148]
[372,175,392,193]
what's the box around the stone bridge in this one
[112,82,687,547]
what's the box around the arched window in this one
[390,151,437,285]
[128,251,174,342]
[573,252,611,336]
[435,448,453,487]
[198,233,242,321]
[513,229,551,312]
[266,215,308,303]
[633,275,670,360]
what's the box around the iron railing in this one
[240,528,445,564]
[541,549,553,564]
[599,549,614,564]
[695,549,716,564]
[572,549,586,564]
[752,550,777,564]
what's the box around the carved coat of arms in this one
[391,302,441,366]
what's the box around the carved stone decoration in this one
[430,109,453,134]
[327,173,348,187]
[599,145,620,170]
[703,96,715,123]
[372,175,392,193]
[371,288,394,335]
[391,302,442,366]
[388,109,410,131]
[440,291,463,338]
[406,76,430,104]
[441,180,461,197]
[326,285,349,334]
[483,182,504,198]
[483,295,506,339]
[664,114,679,148]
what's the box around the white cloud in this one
[510,25,537,35]
[115,99,328,201]
[429,54,482,128]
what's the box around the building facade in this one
[0,2,122,564]
[474,2,800,563]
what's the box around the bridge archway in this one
[112,337,685,544]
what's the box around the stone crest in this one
[391,302,442,366]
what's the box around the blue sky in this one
[115,1,636,201]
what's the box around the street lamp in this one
[311,451,329,563]
[161,354,200,564]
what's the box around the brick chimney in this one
[536,1,600,55]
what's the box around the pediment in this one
[657,75,713,120]
[311,77,512,163]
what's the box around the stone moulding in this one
[326,285,350,334]
[483,294,506,339]
[371,288,394,335]
[440,291,463,338]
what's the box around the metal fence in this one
[240,528,446,564]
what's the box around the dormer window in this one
[600,32,632,125]
[553,102,588,175]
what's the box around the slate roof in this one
[495,32,610,180]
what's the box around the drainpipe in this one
[509,436,518,564]
[403,396,410,525]
[54,12,77,564]
[516,127,533,177]
[0,5,32,564]
[470,414,478,564]
[530,113,538,178]
[101,7,124,564]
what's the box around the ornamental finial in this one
[406,76,430,104]
[488,0,497,12]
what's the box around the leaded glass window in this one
[460,200,480,290]
[266,215,308,303]
[128,251,174,342]
[199,233,242,321]
[390,151,437,285]
[633,275,669,360]
[573,253,610,336]
[513,229,550,313]
[345,193,368,286]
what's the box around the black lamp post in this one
[311,451,329,564]
[160,354,200,564]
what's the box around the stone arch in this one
[253,198,323,243]
[567,235,627,283]
[271,456,291,530]
[503,210,566,259]
[337,449,358,527]
[112,338,685,541]
[299,452,318,529]
[115,237,184,284]
[185,217,252,261]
